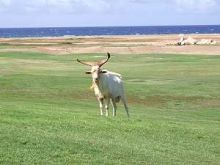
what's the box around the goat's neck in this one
[92,77,104,99]
[94,75,104,91]
[94,79,101,90]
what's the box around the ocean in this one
[0,25,220,38]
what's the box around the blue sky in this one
[0,0,219,27]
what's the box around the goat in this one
[77,53,129,117]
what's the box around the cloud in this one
[0,0,11,6]
[0,0,147,14]
[0,0,11,11]
[0,0,113,14]
[0,0,220,27]
[1,0,219,14]
[174,0,218,13]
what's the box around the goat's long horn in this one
[76,59,94,66]
[98,52,111,67]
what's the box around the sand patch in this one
[0,34,220,55]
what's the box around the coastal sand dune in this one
[0,34,220,55]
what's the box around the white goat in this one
[77,53,129,117]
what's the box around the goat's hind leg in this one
[121,97,129,117]
[111,99,117,117]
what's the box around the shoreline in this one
[1,33,220,39]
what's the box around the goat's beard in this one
[90,80,99,90]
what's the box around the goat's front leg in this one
[105,98,110,117]
[98,98,104,116]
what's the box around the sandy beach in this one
[0,34,220,55]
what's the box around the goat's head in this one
[77,53,110,83]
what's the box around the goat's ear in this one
[85,71,91,74]
[101,70,107,74]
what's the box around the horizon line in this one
[0,24,220,29]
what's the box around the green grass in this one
[0,51,219,164]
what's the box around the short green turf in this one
[0,52,219,164]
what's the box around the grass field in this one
[0,51,219,164]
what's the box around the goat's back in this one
[99,71,125,99]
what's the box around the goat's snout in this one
[94,78,98,82]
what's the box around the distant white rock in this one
[177,35,197,45]
[177,34,216,45]
[177,34,185,45]
[184,36,197,45]
[196,39,216,45]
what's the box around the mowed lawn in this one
[0,51,219,164]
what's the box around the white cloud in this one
[0,0,112,14]
[82,0,110,12]
[0,0,11,6]
[0,0,220,27]
[174,0,218,13]
[0,0,11,11]
[1,0,219,13]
